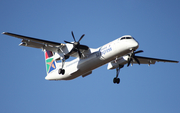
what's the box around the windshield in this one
[120,37,133,40]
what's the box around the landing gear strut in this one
[58,58,66,75]
[113,65,124,84]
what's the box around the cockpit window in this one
[126,37,132,39]
[120,37,133,40]
[121,37,125,40]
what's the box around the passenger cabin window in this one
[120,37,133,40]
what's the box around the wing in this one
[2,32,65,52]
[2,32,90,58]
[134,56,179,65]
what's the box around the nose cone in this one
[131,41,139,50]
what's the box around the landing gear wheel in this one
[113,78,120,84]
[113,78,116,84]
[117,78,120,84]
[58,69,65,75]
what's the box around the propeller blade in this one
[64,40,74,44]
[78,45,89,50]
[71,31,76,42]
[78,34,85,43]
[127,50,143,67]
[77,49,82,58]
[133,56,140,65]
[66,48,74,56]
[127,58,132,67]
[134,50,143,54]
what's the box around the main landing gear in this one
[113,65,124,84]
[58,68,65,75]
[58,58,66,75]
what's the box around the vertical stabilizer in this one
[44,50,57,74]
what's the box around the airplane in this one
[2,31,179,84]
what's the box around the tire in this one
[117,78,120,84]
[113,78,117,83]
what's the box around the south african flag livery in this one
[45,50,56,74]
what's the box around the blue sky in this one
[0,0,180,113]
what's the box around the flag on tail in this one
[44,50,56,74]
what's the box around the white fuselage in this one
[45,35,139,80]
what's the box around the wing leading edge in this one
[135,56,179,65]
[2,32,65,52]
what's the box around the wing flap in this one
[20,39,44,48]
[19,40,57,51]
[3,32,65,52]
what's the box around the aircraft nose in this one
[131,41,139,50]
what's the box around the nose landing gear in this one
[113,65,124,84]
[113,77,120,84]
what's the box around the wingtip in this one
[2,32,8,35]
[2,32,6,34]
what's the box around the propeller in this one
[64,31,88,58]
[127,50,143,67]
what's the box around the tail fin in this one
[44,50,57,74]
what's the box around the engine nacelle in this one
[107,56,128,70]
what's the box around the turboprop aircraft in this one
[2,32,179,84]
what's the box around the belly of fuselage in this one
[63,48,132,80]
